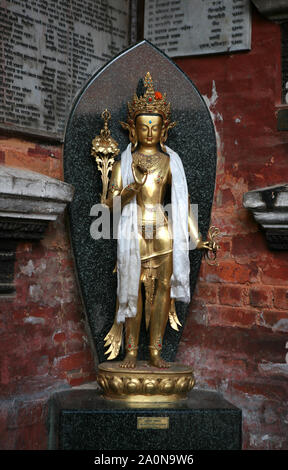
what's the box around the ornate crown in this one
[127,72,172,125]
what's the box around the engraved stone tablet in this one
[144,0,251,57]
[0,0,130,140]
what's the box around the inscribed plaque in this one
[137,417,170,429]
[144,0,251,57]
[0,0,130,140]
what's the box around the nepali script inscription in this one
[0,0,129,139]
[144,0,251,57]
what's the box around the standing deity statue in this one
[97,72,218,371]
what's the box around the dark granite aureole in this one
[63,40,217,364]
[49,389,241,450]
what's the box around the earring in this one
[160,122,177,152]
[131,131,138,152]
[120,121,138,151]
[160,127,167,152]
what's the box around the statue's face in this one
[135,114,163,147]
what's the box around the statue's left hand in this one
[198,239,215,251]
[199,226,221,265]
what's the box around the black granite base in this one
[48,388,242,451]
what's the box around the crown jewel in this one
[127,72,171,125]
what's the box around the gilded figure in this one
[96,72,218,370]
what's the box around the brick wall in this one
[0,137,97,449]
[175,8,288,450]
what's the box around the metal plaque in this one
[0,0,130,140]
[144,0,251,57]
[137,417,170,429]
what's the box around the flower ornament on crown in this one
[129,72,176,126]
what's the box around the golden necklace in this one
[132,151,163,174]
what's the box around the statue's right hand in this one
[132,162,148,186]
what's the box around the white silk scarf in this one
[116,143,190,323]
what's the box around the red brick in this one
[257,310,288,331]
[202,261,258,284]
[261,256,288,285]
[216,238,231,260]
[65,331,88,353]
[180,318,286,362]
[218,284,244,306]
[5,147,62,179]
[61,302,85,323]
[0,429,16,450]
[27,144,61,158]
[207,305,257,328]
[219,188,235,206]
[52,332,66,344]
[22,306,59,321]
[231,232,267,258]
[231,381,287,401]
[0,356,10,385]
[194,282,218,304]
[188,298,208,326]
[210,209,251,237]
[54,350,94,372]
[0,334,25,355]
[198,356,248,382]
[0,405,8,435]
[14,421,48,450]
[10,400,45,429]
[11,306,29,323]
[273,287,288,309]
[66,370,96,386]
[249,287,273,308]
[222,358,247,378]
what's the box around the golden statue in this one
[92,73,219,400]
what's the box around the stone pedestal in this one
[48,387,242,450]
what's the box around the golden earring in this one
[131,129,138,152]
[160,127,167,152]
[120,121,138,151]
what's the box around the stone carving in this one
[0,165,74,296]
[243,183,288,250]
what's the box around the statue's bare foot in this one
[120,353,137,369]
[149,354,170,369]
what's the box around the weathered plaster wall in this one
[175,8,288,450]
